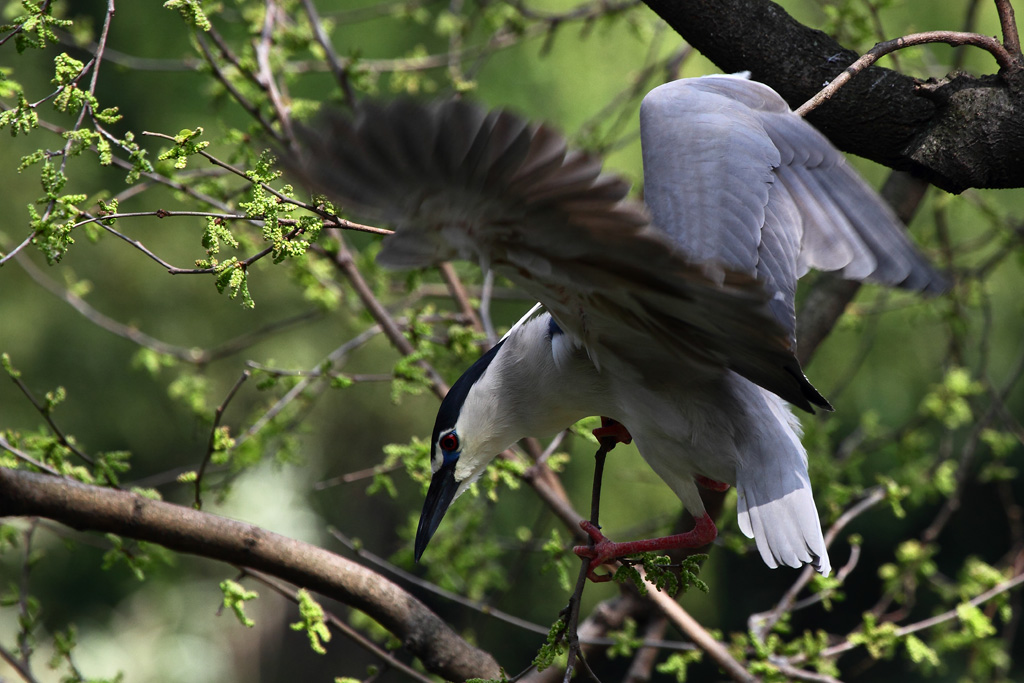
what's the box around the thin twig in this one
[196,30,281,142]
[796,30,1017,117]
[328,239,449,399]
[0,641,39,683]
[17,521,39,671]
[439,262,484,335]
[242,568,437,683]
[0,436,64,476]
[299,0,355,106]
[644,579,757,682]
[5,369,98,469]
[0,468,500,681]
[329,528,553,636]
[194,370,251,508]
[749,487,886,639]
[562,439,616,683]
[819,571,1024,659]
[254,0,294,143]
[236,324,382,447]
[995,0,1021,56]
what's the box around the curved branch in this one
[797,31,1016,116]
[0,468,500,683]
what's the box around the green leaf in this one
[290,589,332,655]
[532,617,567,672]
[220,579,259,628]
[656,650,703,683]
[163,0,212,31]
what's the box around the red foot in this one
[695,475,730,492]
[593,417,632,445]
[572,513,718,582]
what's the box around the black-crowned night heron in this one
[292,74,946,580]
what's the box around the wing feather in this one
[288,97,829,412]
[638,76,948,333]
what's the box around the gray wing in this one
[639,75,947,347]
[288,98,830,412]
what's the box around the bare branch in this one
[244,569,437,683]
[0,468,500,682]
[194,370,251,507]
[996,0,1022,56]
[644,575,756,683]
[796,31,1016,117]
[818,571,1024,660]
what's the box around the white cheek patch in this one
[453,458,476,483]
[453,466,485,502]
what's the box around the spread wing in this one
[639,75,947,347]
[287,97,830,412]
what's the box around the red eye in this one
[440,433,460,452]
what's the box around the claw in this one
[572,514,718,583]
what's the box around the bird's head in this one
[414,339,512,561]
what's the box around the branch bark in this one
[0,468,500,683]
[641,0,1024,193]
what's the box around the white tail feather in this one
[736,391,830,575]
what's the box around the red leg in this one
[593,417,632,445]
[695,475,730,492]
[573,513,718,582]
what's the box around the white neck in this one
[459,315,612,456]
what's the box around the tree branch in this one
[641,0,1024,193]
[0,468,500,683]
[796,31,1016,116]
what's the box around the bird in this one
[290,74,947,580]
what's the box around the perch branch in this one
[0,468,499,683]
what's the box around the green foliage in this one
[849,612,901,660]
[202,216,239,256]
[220,579,259,628]
[157,126,210,170]
[657,649,703,682]
[212,257,254,307]
[532,617,567,672]
[606,617,642,659]
[380,436,432,492]
[290,589,331,655]
[168,372,211,419]
[540,528,572,591]
[820,0,897,52]
[163,0,212,31]
[0,91,36,134]
[1,0,72,53]
[920,366,985,429]
[93,450,132,486]
[100,535,172,581]
[877,540,938,605]
[613,553,708,598]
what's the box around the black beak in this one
[414,460,459,562]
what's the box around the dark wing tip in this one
[783,363,833,414]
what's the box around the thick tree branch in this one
[0,468,500,683]
[641,0,1024,193]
